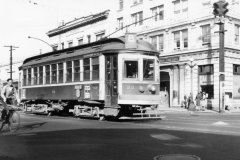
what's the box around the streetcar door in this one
[105,55,118,107]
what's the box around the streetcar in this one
[19,34,162,119]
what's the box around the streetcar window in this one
[58,63,63,83]
[66,61,73,82]
[74,60,80,82]
[27,68,31,85]
[143,59,154,80]
[39,66,43,85]
[84,58,90,81]
[45,65,50,84]
[92,57,99,80]
[23,69,27,86]
[124,60,138,78]
[33,67,38,85]
[51,64,57,84]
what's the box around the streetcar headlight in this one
[139,86,144,93]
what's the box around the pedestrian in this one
[181,95,188,109]
[195,91,202,111]
[0,78,20,122]
[201,92,207,110]
[187,93,196,115]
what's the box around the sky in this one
[0,0,115,66]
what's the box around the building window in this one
[92,57,99,80]
[52,45,58,51]
[27,68,31,85]
[66,61,72,82]
[96,33,105,41]
[61,42,64,49]
[45,65,50,84]
[83,58,90,81]
[51,64,57,84]
[151,34,164,51]
[201,85,214,99]
[173,29,188,50]
[87,35,91,43]
[235,25,239,44]
[73,60,80,82]
[58,63,64,83]
[233,64,240,75]
[117,17,124,30]
[39,66,43,85]
[131,11,143,26]
[173,0,188,15]
[23,69,27,86]
[182,29,188,48]
[119,0,123,10]
[143,59,154,80]
[78,39,83,45]
[124,60,138,78]
[198,65,214,75]
[202,24,211,44]
[68,41,73,48]
[151,5,164,21]
[33,67,38,85]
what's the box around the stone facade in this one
[114,0,240,110]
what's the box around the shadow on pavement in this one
[0,127,239,160]
[20,122,47,131]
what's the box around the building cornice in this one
[46,10,110,37]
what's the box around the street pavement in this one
[0,112,240,160]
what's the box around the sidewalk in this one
[158,106,240,115]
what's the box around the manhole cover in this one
[153,154,201,160]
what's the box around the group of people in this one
[0,78,20,122]
[182,91,208,111]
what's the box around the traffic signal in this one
[213,1,229,17]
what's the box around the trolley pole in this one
[4,45,19,79]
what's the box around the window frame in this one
[123,59,139,80]
[235,24,240,44]
[92,57,99,81]
[83,58,90,81]
[73,60,80,82]
[51,64,57,84]
[66,61,73,82]
[151,5,164,22]
[202,24,211,44]
[39,66,43,85]
[131,11,143,26]
[45,65,50,84]
[143,59,155,81]
[198,64,214,75]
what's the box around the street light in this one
[28,36,55,51]
[185,57,197,101]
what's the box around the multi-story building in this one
[113,0,240,110]
[46,10,111,50]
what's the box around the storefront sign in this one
[84,85,91,99]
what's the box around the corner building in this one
[113,0,240,110]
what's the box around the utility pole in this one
[4,45,19,79]
[213,0,229,112]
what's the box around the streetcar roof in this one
[20,37,158,69]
